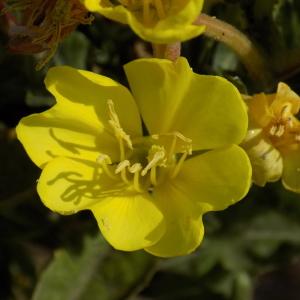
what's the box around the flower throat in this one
[97,100,192,193]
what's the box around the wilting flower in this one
[3,0,93,69]
[242,82,300,193]
[82,0,205,43]
[17,57,251,257]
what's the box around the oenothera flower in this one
[242,82,300,193]
[17,57,251,257]
[82,0,205,43]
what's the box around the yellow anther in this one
[97,153,112,165]
[96,154,117,180]
[281,103,292,120]
[115,160,130,174]
[129,163,142,173]
[115,160,131,184]
[107,99,133,151]
[141,145,166,176]
[152,131,192,160]
[270,124,285,137]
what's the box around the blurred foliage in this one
[1,0,300,300]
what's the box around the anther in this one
[97,153,112,165]
[152,132,192,161]
[270,124,285,137]
[129,163,142,173]
[96,154,118,180]
[107,99,133,150]
[141,145,166,177]
[281,103,292,120]
[115,160,130,174]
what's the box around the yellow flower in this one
[82,0,205,43]
[242,82,300,193]
[17,57,251,257]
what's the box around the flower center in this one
[266,102,300,151]
[103,0,173,26]
[97,100,192,193]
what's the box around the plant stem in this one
[195,13,273,90]
[152,42,181,61]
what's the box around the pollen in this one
[269,124,285,137]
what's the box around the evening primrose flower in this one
[82,0,205,43]
[17,57,251,257]
[242,82,300,193]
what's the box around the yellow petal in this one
[127,0,205,43]
[91,193,165,251]
[282,150,300,193]
[243,136,283,186]
[248,92,274,128]
[124,57,248,150]
[17,66,142,168]
[271,82,300,116]
[174,145,252,211]
[16,107,111,168]
[83,1,128,24]
[45,66,142,138]
[83,0,205,43]
[37,157,124,214]
[145,183,204,257]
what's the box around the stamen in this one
[154,0,165,19]
[170,151,189,179]
[150,166,158,186]
[97,154,118,180]
[152,131,192,161]
[168,133,177,161]
[270,124,285,137]
[281,103,292,119]
[287,117,294,128]
[97,153,112,165]
[143,0,151,25]
[115,160,131,184]
[129,163,144,192]
[119,138,125,161]
[141,145,166,176]
[107,99,133,151]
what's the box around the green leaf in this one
[32,235,155,300]
[53,32,90,69]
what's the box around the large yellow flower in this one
[17,57,251,257]
[82,0,205,43]
[242,82,300,193]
